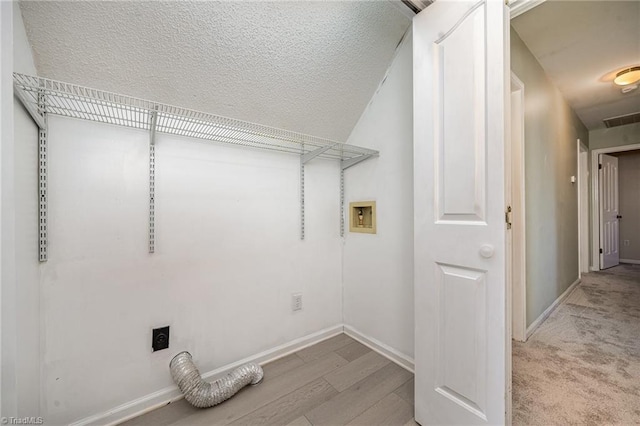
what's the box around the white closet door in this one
[600,154,620,269]
[413,0,509,424]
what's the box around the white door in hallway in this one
[413,0,509,424]
[600,154,620,269]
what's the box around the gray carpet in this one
[513,264,640,426]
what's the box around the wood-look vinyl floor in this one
[122,334,417,426]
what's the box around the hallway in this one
[513,264,640,425]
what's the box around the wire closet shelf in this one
[13,73,379,161]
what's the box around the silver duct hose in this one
[170,351,264,408]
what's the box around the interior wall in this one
[589,122,640,150]
[41,116,343,424]
[12,4,41,418]
[0,2,38,418]
[343,31,414,359]
[617,151,640,262]
[0,0,15,417]
[511,28,589,327]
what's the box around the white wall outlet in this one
[624,240,630,246]
[292,293,302,312]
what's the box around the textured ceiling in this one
[512,0,640,131]
[19,1,410,141]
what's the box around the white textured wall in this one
[343,32,414,359]
[13,3,41,418]
[617,151,640,261]
[511,28,589,326]
[41,117,343,424]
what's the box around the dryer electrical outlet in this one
[152,326,170,352]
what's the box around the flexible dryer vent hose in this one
[170,351,264,408]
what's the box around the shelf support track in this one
[340,169,345,237]
[300,158,305,240]
[149,109,158,253]
[38,92,48,262]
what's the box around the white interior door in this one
[600,154,619,269]
[413,0,509,424]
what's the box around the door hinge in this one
[599,248,603,254]
[599,163,602,169]
[505,205,512,229]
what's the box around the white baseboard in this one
[343,325,414,373]
[620,259,640,265]
[526,278,581,339]
[70,325,345,426]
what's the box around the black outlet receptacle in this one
[152,326,170,352]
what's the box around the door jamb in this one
[509,72,526,343]
[577,140,588,277]
[591,143,640,271]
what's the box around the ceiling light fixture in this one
[613,66,640,86]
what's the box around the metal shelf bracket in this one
[14,81,48,261]
[14,81,46,129]
[302,143,338,164]
[341,154,374,171]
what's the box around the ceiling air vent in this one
[603,112,640,128]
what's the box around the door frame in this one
[509,72,526,343]
[591,143,640,271]
[577,140,589,276]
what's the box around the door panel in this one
[435,264,487,420]
[437,4,486,222]
[600,154,619,269]
[413,0,509,424]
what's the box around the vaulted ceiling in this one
[512,0,640,131]
[19,1,411,141]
